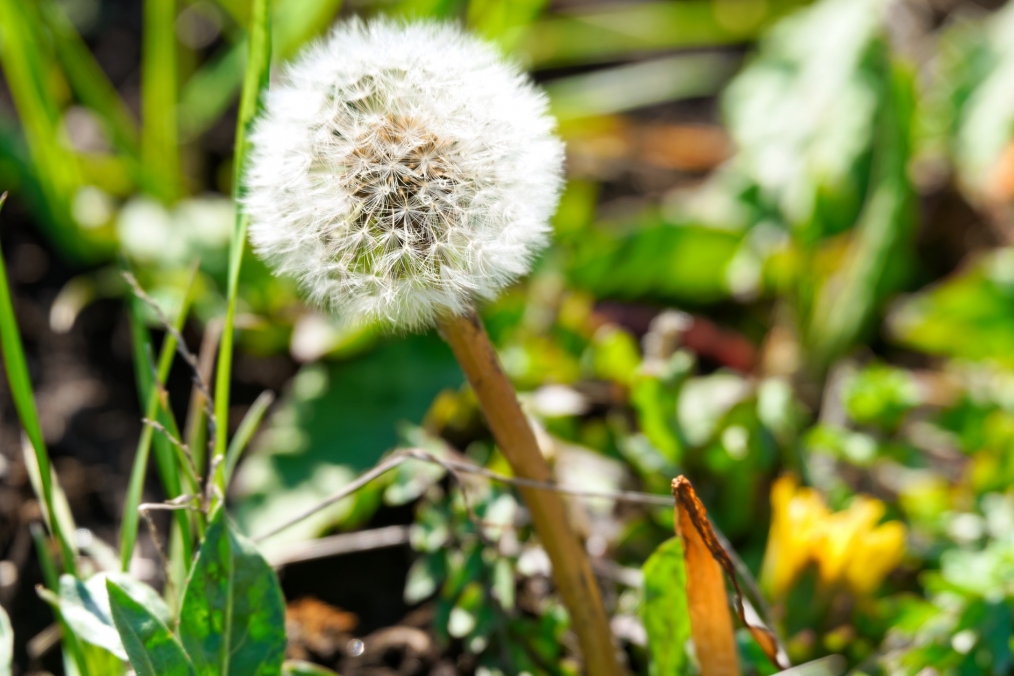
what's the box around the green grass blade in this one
[179,0,337,142]
[212,0,272,502]
[142,0,181,202]
[119,269,200,571]
[223,390,274,488]
[31,524,90,676]
[0,193,78,575]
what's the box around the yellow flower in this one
[761,475,906,598]
[761,475,830,598]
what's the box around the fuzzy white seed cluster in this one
[242,19,564,329]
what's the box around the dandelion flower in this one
[242,19,564,329]
[241,21,621,675]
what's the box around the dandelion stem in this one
[437,310,626,676]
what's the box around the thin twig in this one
[122,271,216,428]
[246,446,778,647]
[253,455,411,542]
[140,508,178,605]
[141,418,201,490]
[266,525,411,567]
[185,317,223,475]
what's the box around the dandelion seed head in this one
[242,19,564,330]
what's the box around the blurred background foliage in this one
[4,0,1014,673]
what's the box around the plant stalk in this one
[437,310,625,676]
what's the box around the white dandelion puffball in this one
[242,19,565,330]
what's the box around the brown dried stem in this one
[437,310,625,676]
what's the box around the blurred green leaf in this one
[641,536,690,676]
[179,507,286,676]
[108,580,195,676]
[518,0,808,69]
[547,53,739,123]
[234,335,461,544]
[950,4,1014,207]
[569,216,742,304]
[890,248,1014,363]
[842,363,920,431]
[0,0,103,259]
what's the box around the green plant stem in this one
[437,310,625,676]
[31,523,90,676]
[119,276,199,571]
[212,0,272,502]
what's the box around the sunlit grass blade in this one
[142,0,181,202]
[180,0,337,142]
[546,53,739,123]
[223,390,274,488]
[119,269,200,571]
[212,0,273,501]
[0,193,78,575]
[0,1,94,260]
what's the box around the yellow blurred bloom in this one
[760,475,906,598]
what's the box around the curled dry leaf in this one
[672,476,788,673]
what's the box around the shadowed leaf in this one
[179,507,286,676]
[641,536,690,676]
[107,579,194,676]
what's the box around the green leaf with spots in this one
[641,536,691,676]
[179,507,286,676]
[107,580,194,676]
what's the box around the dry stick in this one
[437,310,625,676]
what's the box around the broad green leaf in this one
[53,574,125,659]
[282,661,340,676]
[107,580,195,676]
[0,604,11,676]
[889,248,1014,364]
[53,573,172,661]
[179,508,286,676]
[641,537,691,676]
